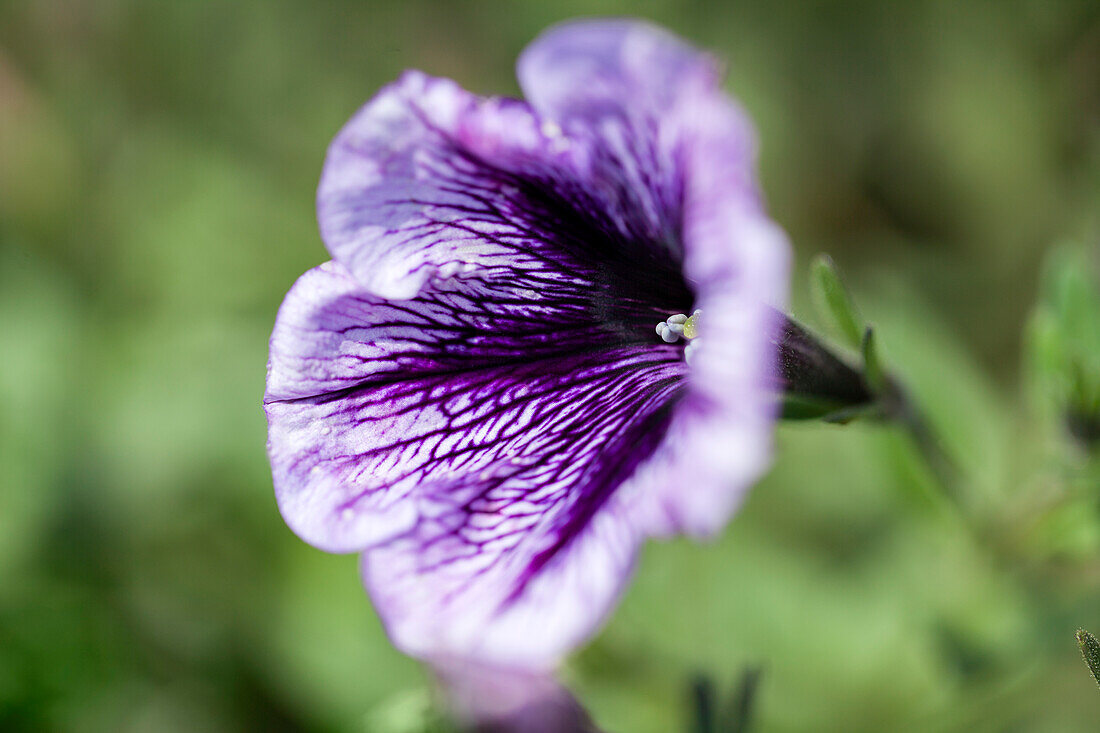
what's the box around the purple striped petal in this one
[360,367,667,666]
[265,261,686,550]
[519,19,790,535]
[318,72,584,300]
[265,261,685,663]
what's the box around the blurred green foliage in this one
[2,1,1099,731]
[1028,246,1100,446]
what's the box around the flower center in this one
[654,310,702,363]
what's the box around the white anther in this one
[655,310,703,357]
[655,313,693,343]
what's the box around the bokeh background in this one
[3,1,1100,731]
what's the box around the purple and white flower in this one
[264,19,790,671]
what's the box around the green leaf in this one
[861,327,887,394]
[810,254,864,351]
[1076,628,1100,690]
[1026,244,1100,447]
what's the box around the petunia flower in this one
[264,18,790,673]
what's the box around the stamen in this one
[654,310,703,357]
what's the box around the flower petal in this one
[265,261,684,664]
[517,18,724,133]
[520,20,790,536]
[360,384,670,667]
[633,220,790,538]
[265,261,685,562]
[318,71,546,298]
[434,660,597,732]
[517,19,757,249]
[317,69,694,313]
